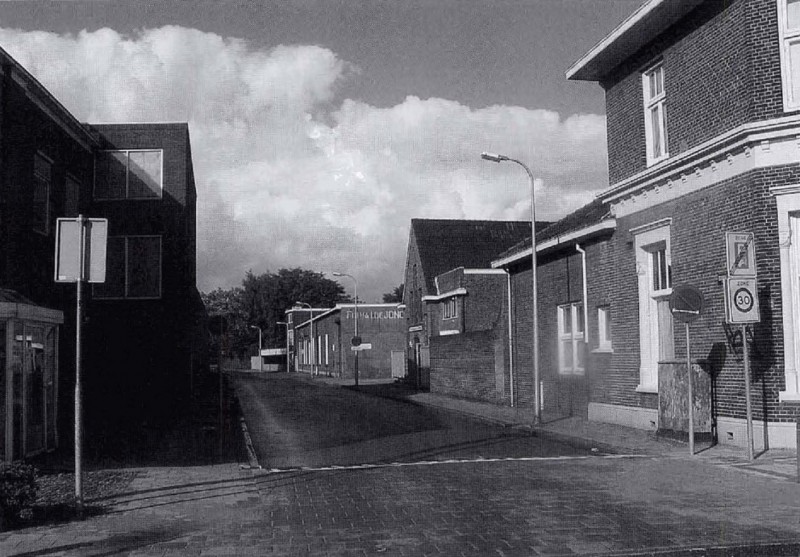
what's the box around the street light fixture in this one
[332,272,359,386]
[276,321,289,373]
[481,151,541,425]
[296,301,316,375]
[249,325,263,372]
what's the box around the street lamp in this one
[296,301,316,375]
[249,325,263,372]
[332,272,359,387]
[481,151,541,425]
[276,321,289,373]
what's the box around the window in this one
[597,306,612,352]
[558,303,585,375]
[32,154,52,234]
[779,0,800,110]
[651,246,672,293]
[95,150,163,200]
[325,334,329,366]
[642,63,668,165]
[93,236,162,299]
[65,175,80,217]
[443,297,457,319]
[775,188,800,400]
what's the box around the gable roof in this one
[410,219,539,293]
[492,199,614,266]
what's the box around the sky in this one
[0,0,642,302]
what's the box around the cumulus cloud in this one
[0,26,608,301]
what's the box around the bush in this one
[0,462,38,525]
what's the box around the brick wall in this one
[604,0,787,185]
[603,164,800,422]
[430,330,504,403]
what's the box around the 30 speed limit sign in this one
[725,278,760,324]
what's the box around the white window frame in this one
[557,303,585,375]
[94,149,164,201]
[32,153,52,235]
[596,306,613,353]
[778,0,800,111]
[632,220,672,393]
[774,186,800,400]
[93,235,163,300]
[325,334,329,366]
[642,62,668,166]
[443,297,458,320]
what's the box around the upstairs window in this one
[642,63,668,166]
[779,0,800,110]
[95,150,163,200]
[65,175,80,217]
[32,154,52,235]
[93,235,162,299]
[443,297,457,319]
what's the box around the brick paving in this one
[2,372,800,556]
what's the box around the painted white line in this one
[258,454,652,475]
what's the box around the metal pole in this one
[686,322,694,456]
[258,328,263,373]
[353,280,359,388]
[742,324,755,461]
[74,215,85,514]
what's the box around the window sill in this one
[591,347,613,354]
[635,384,658,394]
[778,391,800,403]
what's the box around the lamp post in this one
[249,325,263,372]
[296,301,316,375]
[332,272,359,387]
[276,321,289,373]
[481,152,541,425]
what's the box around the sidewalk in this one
[293,371,800,483]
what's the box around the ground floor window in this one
[558,303,584,375]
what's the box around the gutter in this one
[575,244,589,344]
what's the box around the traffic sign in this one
[351,336,362,347]
[725,231,756,277]
[725,278,760,323]
[351,343,372,351]
[54,218,108,283]
[669,284,704,323]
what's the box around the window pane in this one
[33,155,51,234]
[93,237,126,298]
[575,341,585,370]
[648,71,657,99]
[65,176,80,217]
[128,151,162,199]
[96,151,127,199]
[650,106,662,158]
[575,305,584,334]
[127,237,161,298]
[789,0,800,30]
[789,40,800,103]
[562,341,573,370]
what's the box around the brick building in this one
[491,200,616,420]
[284,307,327,374]
[293,303,405,380]
[402,219,535,390]
[561,0,800,447]
[0,45,203,460]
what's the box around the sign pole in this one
[686,322,694,456]
[74,215,85,515]
[742,324,755,461]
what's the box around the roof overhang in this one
[566,0,705,82]
[491,220,617,268]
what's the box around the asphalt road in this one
[233,372,589,469]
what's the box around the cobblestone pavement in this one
[2,372,800,556]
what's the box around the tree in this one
[382,284,404,304]
[201,287,250,358]
[241,268,350,349]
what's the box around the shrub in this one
[0,462,38,525]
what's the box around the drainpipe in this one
[575,244,589,344]
[505,268,515,407]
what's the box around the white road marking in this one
[256,453,652,474]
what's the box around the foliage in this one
[382,283,404,304]
[242,268,349,348]
[0,462,38,524]
[201,268,350,356]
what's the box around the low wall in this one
[429,329,505,404]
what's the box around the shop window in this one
[643,62,668,165]
[93,236,162,299]
[95,150,162,200]
[33,154,52,235]
[558,303,585,375]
